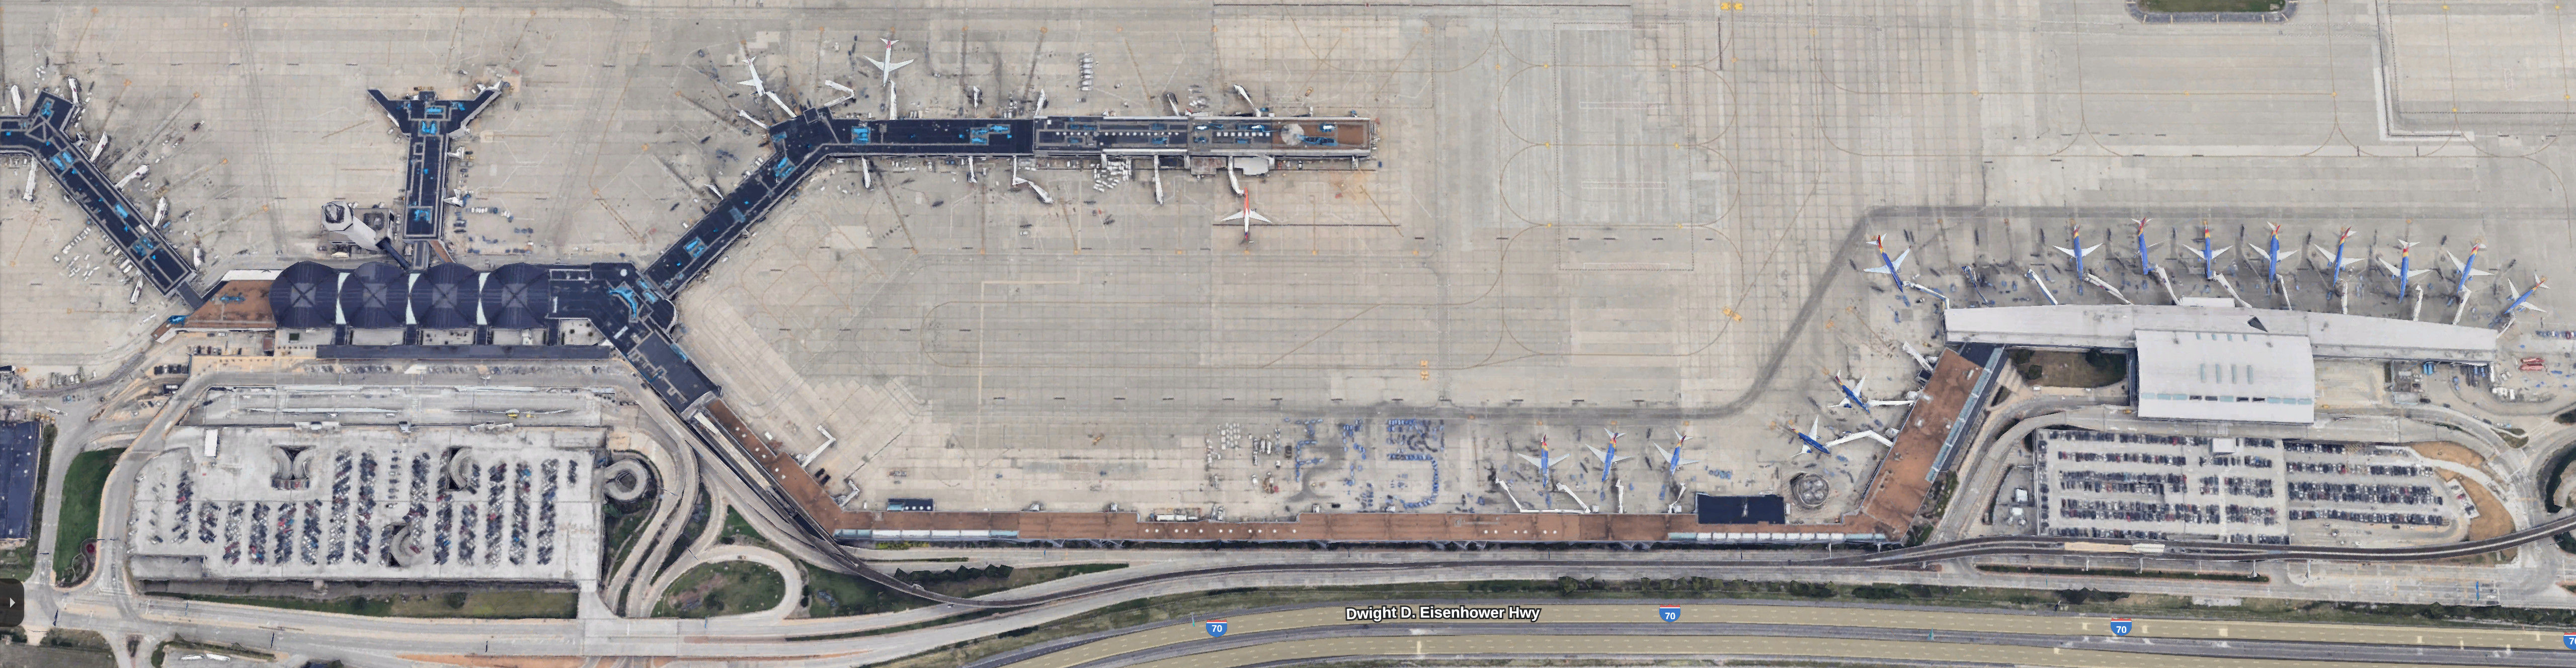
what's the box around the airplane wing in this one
[1827,430,1893,447]
[1861,249,1909,274]
[1585,445,1607,460]
[2376,259,2400,277]
[824,79,855,94]
[1516,454,1545,468]
[1220,209,1272,224]
[866,56,915,72]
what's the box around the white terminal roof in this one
[1945,305,2498,363]
[2133,329,2315,424]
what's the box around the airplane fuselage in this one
[2136,227,2153,276]
[2330,239,2349,288]
[2456,250,2482,298]
[2070,228,2086,293]
[2399,251,2416,297]
[2199,232,2222,280]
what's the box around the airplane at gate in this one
[2053,223,2103,294]
[2310,227,2363,289]
[1860,234,1909,291]
[1586,429,1634,485]
[2378,240,2433,298]
[2245,222,2295,287]
[2193,225,2231,280]
[1663,433,1701,480]
[2446,242,2492,299]
[1516,436,1562,481]
[2133,218,2160,276]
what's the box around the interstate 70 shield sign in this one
[2110,619,2132,636]
[2562,632,2574,650]
[1206,620,1228,638]
[1659,606,1681,622]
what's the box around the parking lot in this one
[2034,429,2464,547]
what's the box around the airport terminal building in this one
[1946,303,2500,425]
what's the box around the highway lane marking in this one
[1120,635,2479,668]
[996,602,2565,668]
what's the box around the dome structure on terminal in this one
[268,261,341,329]
[410,263,480,329]
[339,262,410,329]
[482,263,551,329]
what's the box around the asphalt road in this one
[975,601,2576,668]
[1055,623,2576,668]
[1082,632,2567,668]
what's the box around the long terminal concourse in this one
[11,1,2576,667]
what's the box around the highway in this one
[969,600,2576,668]
[1041,631,2568,668]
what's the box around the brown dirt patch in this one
[2439,470,2513,542]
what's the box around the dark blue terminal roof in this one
[269,261,342,329]
[340,261,410,329]
[410,262,480,329]
[480,263,552,330]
